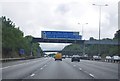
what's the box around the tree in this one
[2,16,24,58]
[2,16,43,58]
[62,44,83,56]
[114,29,120,40]
[89,37,96,40]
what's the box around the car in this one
[71,55,80,62]
[105,56,112,62]
[93,55,101,61]
[112,56,120,62]
[62,55,66,59]
[106,56,111,59]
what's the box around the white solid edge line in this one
[1,59,44,69]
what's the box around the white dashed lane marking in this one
[40,68,43,70]
[79,68,82,70]
[89,74,95,78]
[30,73,35,77]
[77,67,95,78]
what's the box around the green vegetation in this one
[62,30,120,57]
[1,16,43,58]
[62,44,83,56]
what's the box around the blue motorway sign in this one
[41,31,82,40]
[19,49,25,55]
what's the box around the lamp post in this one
[92,4,108,56]
[78,23,88,40]
[78,23,88,55]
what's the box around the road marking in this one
[40,68,43,70]
[89,74,95,78]
[73,65,76,67]
[1,60,41,69]
[79,68,82,70]
[1,59,47,70]
[0,66,11,69]
[30,73,35,77]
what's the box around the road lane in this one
[2,58,52,79]
[2,57,119,80]
[24,58,93,79]
[2,57,48,68]
[65,58,118,79]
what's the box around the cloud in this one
[55,4,70,15]
[40,43,70,50]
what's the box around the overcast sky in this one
[0,0,119,52]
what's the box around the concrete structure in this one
[32,38,119,45]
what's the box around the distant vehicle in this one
[93,55,101,60]
[54,53,62,61]
[65,55,71,58]
[44,55,48,57]
[68,56,72,58]
[105,56,112,62]
[112,56,120,62]
[70,56,72,58]
[71,55,80,62]
[62,55,66,59]
[80,54,90,60]
[65,55,69,58]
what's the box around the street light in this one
[78,23,88,40]
[78,23,88,56]
[92,4,108,56]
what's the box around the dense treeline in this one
[62,30,120,57]
[1,16,43,58]
[62,44,83,56]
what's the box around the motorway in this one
[1,57,119,80]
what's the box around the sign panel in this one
[19,49,25,55]
[41,31,82,40]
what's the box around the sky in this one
[0,0,120,52]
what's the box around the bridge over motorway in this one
[32,38,119,45]
[43,50,83,53]
[84,40,119,45]
[43,50,61,52]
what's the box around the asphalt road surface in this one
[1,57,119,80]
